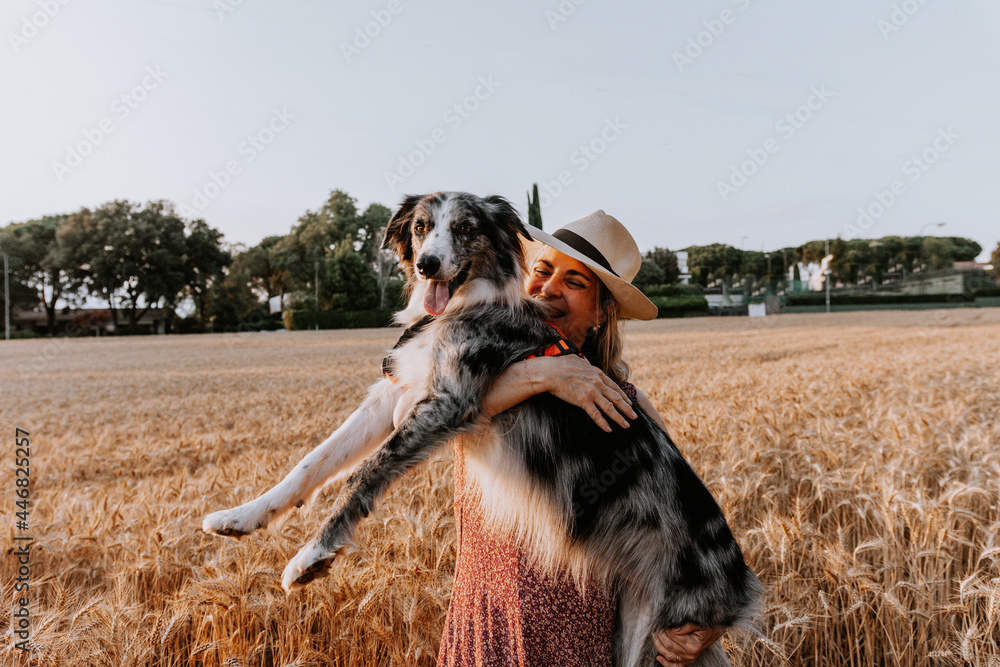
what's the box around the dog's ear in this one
[381,194,422,264]
[480,194,532,279]
[483,195,531,242]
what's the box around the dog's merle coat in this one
[203,192,762,667]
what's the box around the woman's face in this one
[524,246,605,348]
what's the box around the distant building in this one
[882,262,996,296]
[12,307,167,335]
[704,284,747,315]
[676,251,691,285]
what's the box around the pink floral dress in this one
[436,384,640,666]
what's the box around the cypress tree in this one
[527,183,543,230]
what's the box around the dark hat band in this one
[552,229,620,278]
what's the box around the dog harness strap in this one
[382,315,435,382]
[524,322,581,360]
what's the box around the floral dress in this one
[436,384,640,666]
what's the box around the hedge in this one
[284,309,398,330]
[642,284,705,297]
[649,295,709,318]
[785,292,972,306]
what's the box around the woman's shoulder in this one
[625,383,669,433]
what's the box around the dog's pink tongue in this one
[424,280,450,315]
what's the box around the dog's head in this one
[381,192,532,316]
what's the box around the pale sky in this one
[3,0,999,260]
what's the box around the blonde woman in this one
[437,211,725,667]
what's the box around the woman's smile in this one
[525,246,604,349]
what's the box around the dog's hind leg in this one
[282,391,480,591]
[202,379,401,539]
[613,588,656,667]
[615,601,733,667]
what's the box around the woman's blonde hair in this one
[587,282,630,386]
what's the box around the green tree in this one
[645,247,679,284]
[920,237,953,270]
[208,266,261,331]
[633,258,665,289]
[183,218,232,327]
[737,250,768,284]
[357,202,402,309]
[286,192,401,310]
[684,244,743,286]
[829,238,846,282]
[236,235,293,303]
[990,242,1000,280]
[527,184,543,230]
[946,237,982,262]
[326,238,379,310]
[358,203,393,260]
[59,200,189,332]
[322,189,361,241]
[0,215,85,333]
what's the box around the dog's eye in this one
[457,224,472,235]
[414,222,426,234]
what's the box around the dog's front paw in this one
[202,503,271,539]
[282,543,337,592]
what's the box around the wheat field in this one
[1,309,999,666]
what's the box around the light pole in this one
[869,240,884,289]
[825,238,831,313]
[919,221,947,236]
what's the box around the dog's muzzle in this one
[416,255,441,279]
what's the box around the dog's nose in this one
[416,255,441,278]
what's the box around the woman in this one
[436,211,725,667]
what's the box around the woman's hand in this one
[652,624,725,666]
[482,355,636,431]
[540,355,637,431]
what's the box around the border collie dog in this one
[203,192,763,666]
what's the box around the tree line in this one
[672,236,986,290]
[0,190,402,334]
[0,186,995,335]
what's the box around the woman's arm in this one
[483,355,637,432]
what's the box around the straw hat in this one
[522,210,659,321]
